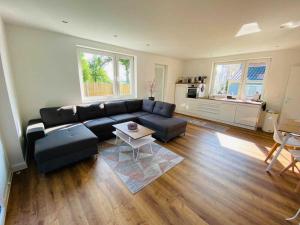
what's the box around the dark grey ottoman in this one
[35,123,98,173]
[139,114,187,142]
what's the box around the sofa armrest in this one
[26,119,45,139]
[26,119,45,160]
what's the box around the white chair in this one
[280,150,300,192]
[264,117,300,164]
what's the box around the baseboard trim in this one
[0,170,12,225]
[11,161,27,172]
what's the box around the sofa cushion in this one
[139,114,187,133]
[35,123,98,163]
[125,100,143,112]
[142,99,155,113]
[109,113,138,123]
[152,101,176,118]
[45,123,80,135]
[77,103,105,121]
[130,111,150,117]
[105,101,127,116]
[83,117,116,133]
[40,106,79,128]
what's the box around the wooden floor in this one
[6,120,300,225]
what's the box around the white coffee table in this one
[112,121,156,161]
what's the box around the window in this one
[244,62,266,97]
[212,63,243,97]
[78,48,135,101]
[211,59,269,99]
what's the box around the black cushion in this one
[83,117,116,133]
[105,101,127,116]
[77,103,105,121]
[139,114,187,133]
[35,123,98,163]
[130,111,150,117]
[40,106,79,128]
[109,113,138,123]
[142,99,155,113]
[152,101,176,118]
[45,123,80,135]
[125,100,143,112]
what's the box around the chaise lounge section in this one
[26,99,187,173]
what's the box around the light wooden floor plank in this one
[6,121,300,225]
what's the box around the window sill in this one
[81,95,137,103]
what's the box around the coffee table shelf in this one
[113,130,155,149]
[112,121,156,161]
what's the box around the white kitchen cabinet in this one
[234,105,261,127]
[220,103,236,123]
[174,85,262,130]
[175,84,188,113]
[190,99,221,120]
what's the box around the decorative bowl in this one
[127,122,138,131]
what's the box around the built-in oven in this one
[187,84,199,98]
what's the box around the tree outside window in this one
[79,50,134,100]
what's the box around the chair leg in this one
[280,160,296,175]
[291,155,295,172]
[264,143,280,162]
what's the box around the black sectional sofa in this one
[26,99,187,173]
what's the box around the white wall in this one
[6,23,183,126]
[0,131,11,225]
[182,49,300,113]
[0,18,25,171]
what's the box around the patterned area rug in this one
[175,114,229,132]
[101,140,184,193]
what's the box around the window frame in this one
[115,54,135,97]
[210,58,270,99]
[77,47,136,103]
[210,60,245,98]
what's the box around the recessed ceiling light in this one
[61,20,69,24]
[280,21,300,29]
[235,22,261,37]
[113,34,118,38]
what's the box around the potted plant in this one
[148,79,156,101]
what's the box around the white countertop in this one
[189,97,264,105]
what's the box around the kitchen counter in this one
[207,98,264,105]
[175,84,264,130]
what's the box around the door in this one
[280,66,300,123]
[154,64,166,101]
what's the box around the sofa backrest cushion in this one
[142,99,155,113]
[40,106,79,128]
[126,99,143,112]
[105,101,127,116]
[152,101,176,118]
[77,103,105,121]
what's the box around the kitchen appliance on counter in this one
[187,84,199,98]
[176,75,208,84]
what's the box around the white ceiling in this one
[1,0,300,59]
